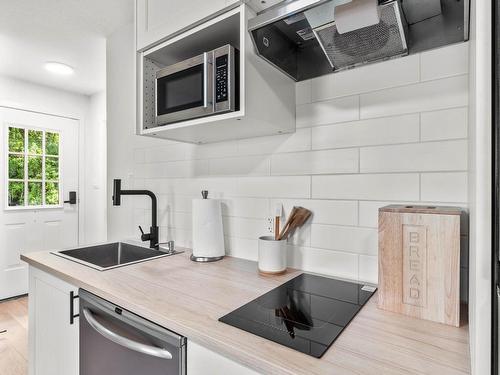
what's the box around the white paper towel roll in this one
[192,198,225,259]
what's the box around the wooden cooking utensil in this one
[280,207,311,240]
[278,207,312,240]
[277,206,300,240]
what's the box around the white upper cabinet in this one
[136,0,240,50]
[135,4,296,144]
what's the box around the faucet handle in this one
[138,225,151,242]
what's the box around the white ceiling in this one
[0,0,134,95]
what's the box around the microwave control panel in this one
[215,54,228,103]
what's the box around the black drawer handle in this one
[70,291,79,325]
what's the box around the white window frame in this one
[5,123,63,210]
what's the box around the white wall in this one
[106,22,165,242]
[107,25,469,285]
[467,0,492,373]
[0,75,107,245]
[84,91,107,243]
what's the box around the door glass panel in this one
[156,64,204,115]
[8,155,24,179]
[45,132,59,155]
[28,156,42,179]
[45,182,59,205]
[28,182,42,205]
[28,129,43,154]
[8,181,24,206]
[45,157,59,180]
[8,127,24,152]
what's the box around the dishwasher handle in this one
[82,308,173,360]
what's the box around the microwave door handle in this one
[203,52,208,108]
[82,308,173,360]
[203,52,212,108]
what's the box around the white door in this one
[0,108,79,300]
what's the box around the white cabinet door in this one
[187,340,260,375]
[28,266,79,375]
[136,0,239,50]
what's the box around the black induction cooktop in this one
[219,273,376,358]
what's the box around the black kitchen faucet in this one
[112,179,159,249]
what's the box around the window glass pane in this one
[45,182,59,205]
[45,157,59,180]
[45,132,59,155]
[28,130,43,154]
[8,127,24,152]
[8,181,24,206]
[8,155,24,179]
[28,156,42,179]
[28,182,42,205]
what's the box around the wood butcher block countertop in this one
[21,248,470,375]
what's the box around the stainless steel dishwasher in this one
[79,289,186,375]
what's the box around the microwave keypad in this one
[215,55,228,103]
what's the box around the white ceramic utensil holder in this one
[258,236,287,275]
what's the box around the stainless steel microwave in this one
[155,44,237,126]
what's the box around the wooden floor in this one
[0,296,28,375]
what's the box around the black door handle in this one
[64,191,77,204]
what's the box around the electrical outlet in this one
[266,217,274,234]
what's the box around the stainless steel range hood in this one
[248,0,470,81]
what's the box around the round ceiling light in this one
[44,62,74,75]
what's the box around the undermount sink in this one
[52,242,181,271]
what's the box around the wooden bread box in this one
[378,205,463,327]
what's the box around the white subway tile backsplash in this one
[144,143,189,163]
[360,140,468,173]
[421,172,468,202]
[360,75,468,119]
[222,217,267,239]
[220,198,269,219]
[420,107,468,141]
[296,80,312,105]
[270,199,358,226]
[134,160,209,179]
[129,43,470,283]
[224,236,258,261]
[296,95,359,128]
[271,148,359,175]
[237,128,312,155]
[359,255,378,284]
[133,148,145,164]
[312,54,420,101]
[186,141,238,160]
[287,245,358,281]
[311,224,378,255]
[209,155,271,176]
[420,43,469,82]
[312,174,420,201]
[312,114,420,150]
[236,176,311,198]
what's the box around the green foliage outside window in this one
[8,127,24,152]
[28,182,42,205]
[28,156,42,179]
[45,157,59,180]
[8,182,24,206]
[45,182,59,205]
[8,155,24,179]
[7,126,60,207]
[28,130,43,154]
[45,132,59,155]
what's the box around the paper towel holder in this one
[190,190,225,263]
